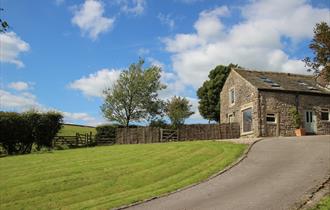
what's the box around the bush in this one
[289,107,301,129]
[0,111,63,155]
[95,124,117,144]
[0,112,32,155]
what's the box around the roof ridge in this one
[233,68,314,78]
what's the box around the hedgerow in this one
[0,111,63,155]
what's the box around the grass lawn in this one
[58,124,96,136]
[0,141,246,210]
[310,195,330,210]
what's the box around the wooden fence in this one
[115,123,240,144]
[53,132,94,147]
[116,127,160,144]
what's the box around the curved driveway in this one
[127,135,330,210]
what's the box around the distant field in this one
[0,141,246,210]
[58,124,96,136]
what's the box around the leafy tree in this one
[197,64,238,123]
[0,8,9,33]
[165,96,194,129]
[101,59,166,127]
[303,22,330,83]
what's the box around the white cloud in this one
[147,57,165,69]
[118,0,146,15]
[158,13,175,30]
[185,97,203,122]
[69,68,122,97]
[0,89,40,110]
[62,112,96,122]
[137,47,150,56]
[0,32,30,68]
[71,0,115,40]
[0,88,101,125]
[8,81,32,91]
[163,1,329,88]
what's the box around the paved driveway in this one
[127,135,330,210]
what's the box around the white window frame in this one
[320,108,330,122]
[228,113,234,123]
[229,87,235,106]
[266,113,277,124]
[241,106,253,135]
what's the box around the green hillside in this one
[58,124,96,136]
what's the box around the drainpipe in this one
[258,91,262,137]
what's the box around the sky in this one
[0,0,329,126]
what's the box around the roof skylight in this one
[259,77,282,88]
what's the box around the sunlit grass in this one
[0,141,246,209]
[58,124,96,136]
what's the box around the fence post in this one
[75,133,79,146]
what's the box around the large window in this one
[229,88,235,105]
[242,108,252,133]
[321,108,329,121]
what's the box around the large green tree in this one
[303,22,330,83]
[101,59,166,127]
[197,64,238,123]
[165,96,194,129]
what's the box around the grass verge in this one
[310,195,330,210]
[0,141,246,209]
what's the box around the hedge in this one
[95,124,117,144]
[0,111,63,155]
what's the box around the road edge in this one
[113,138,263,210]
[293,175,330,210]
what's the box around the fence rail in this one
[53,123,240,147]
[53,132,94,147]
[116,123,240,145]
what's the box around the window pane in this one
[266,113,275,122]
[306,112,309,123]
[230,89,235,104]
[321,111,329,121]
[243,108,252,132]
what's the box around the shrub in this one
[95,124,117,144]
[289,107,302,129]
[34,111,63,149]
[0,111,63,155]
[0,112,33,155]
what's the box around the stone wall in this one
[259,91,330,136]
[220,70,259,136]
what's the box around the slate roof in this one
[234,68,330,95]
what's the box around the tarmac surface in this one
[127,135,330,210]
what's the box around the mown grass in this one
[58,124,96,136]
[310,195,330,210]
[0,141,246,210]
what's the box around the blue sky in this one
[0,0,329,125]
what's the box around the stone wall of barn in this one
[259,91,330,136]
[220,70,259,137]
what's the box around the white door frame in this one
[304,110,317,134]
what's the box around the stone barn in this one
[220,68,330,137]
